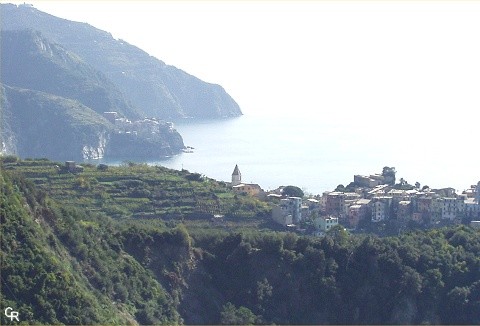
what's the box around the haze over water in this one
[154,109,478,195]
[23,1,480,194]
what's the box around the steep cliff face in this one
[1,85,114,161]
[0,28,186,161]
[107,127,184,159]
[0,85,17,155]
[82,131,108,160]
[1,29,139,119]
[1,3,243,120]
[1,85,185,161]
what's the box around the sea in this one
[102,111,478,196]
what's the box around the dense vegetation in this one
[1,158,479,324]
[1,168,180,324]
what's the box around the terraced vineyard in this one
[1,158,270,221]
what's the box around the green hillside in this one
[1,158,270,223]
[0,167,180,325]
[2,158,480,325]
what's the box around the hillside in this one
[0,158,270,221]
[1,29,139,119]
[0,169,181,324]
[0,84,114,160]
[2,157,480,325]
[0,85,184,161]
[1,3,242,120]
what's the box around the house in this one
[272,206,293,226]
[464,198,480,219]
[313,215,338,232]
[232,183,264,198]
[369,196,392,222]
[272,197,302,225]
[354,174,383,188]
[441,197,463,220]
[65,161,83,173]
[301,198,321,219]
[397,200,412,219]
[367,184,390,198]
[65,161,76,172]
[348,205,363,228]
[347,198,370,228]
[325,192,345,216]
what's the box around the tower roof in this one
[232,164,241,176]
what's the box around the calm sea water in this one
[137,112,478,195]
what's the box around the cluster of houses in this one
[229,165,480,234]
[103,111,175,138]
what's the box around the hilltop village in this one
[230,165,480,235]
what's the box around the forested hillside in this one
[0,168,180,324]
[1,158,479,324]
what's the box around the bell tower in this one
[232,164,242,186]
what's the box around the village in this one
[230,164,480,235]
[103,111,176,138]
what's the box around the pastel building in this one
[272,197,302,225]
[347,198,370,228]
[370,196,392,222]
[441,197,463,220]
[232,183,263,197]
[313,216,339,232]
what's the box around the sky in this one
[4,0,480,122]
[2,0,479,191]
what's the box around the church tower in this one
[232,164,242,186]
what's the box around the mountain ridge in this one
[1,3,243,120]
[1,29,139,119]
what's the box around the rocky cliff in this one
[0,85,184,161]
[1,29,139,119]
[1,3,242,120]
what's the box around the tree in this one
[382,166,396,185]
[220,303,258,325]
[282,185,304,198]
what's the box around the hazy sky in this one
[5,0,480,122]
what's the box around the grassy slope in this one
[1,158,271,230]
